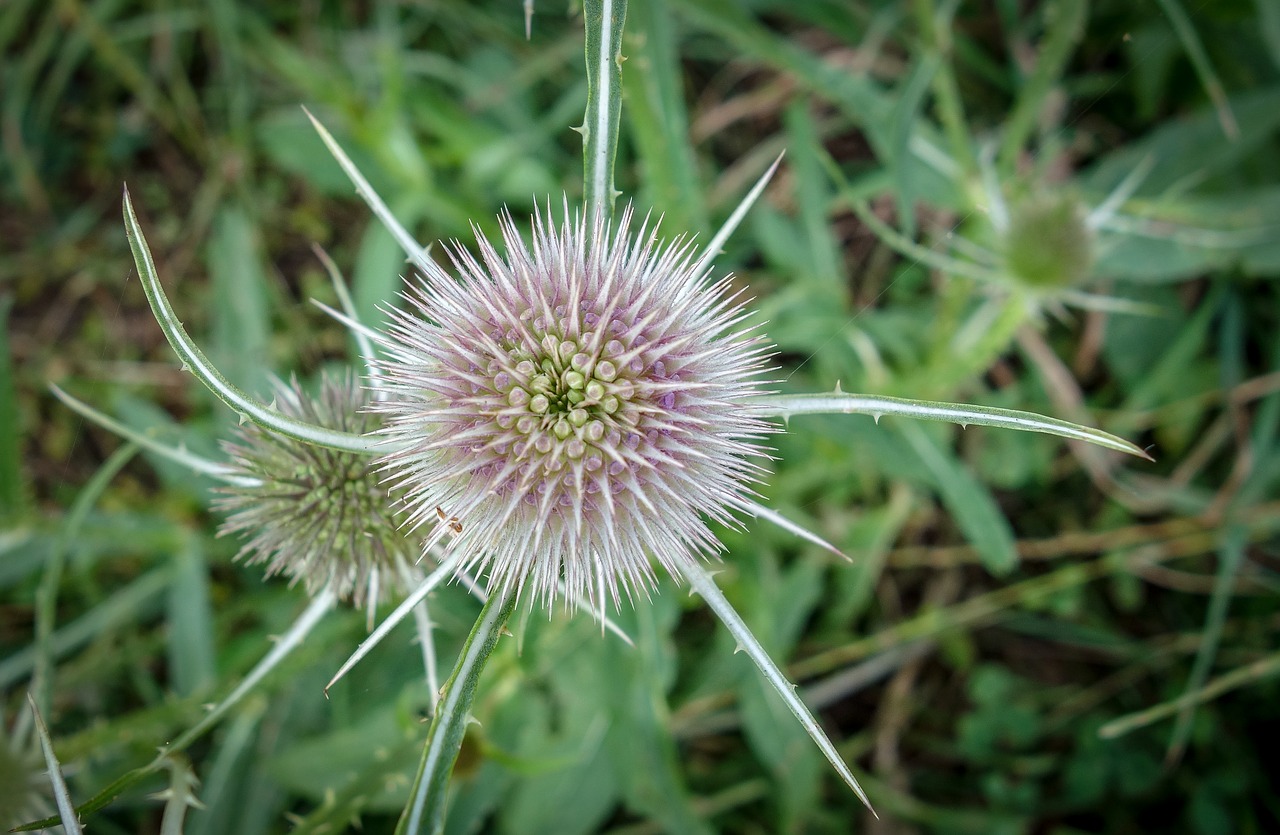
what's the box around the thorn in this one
[872,413,882,424]
[833,379,842,394]
[523,0,533,39]
[571,124,588,138]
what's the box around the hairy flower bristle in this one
[374,203,775,608]
[217,371,412,605]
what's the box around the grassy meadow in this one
[2,0,1279,832]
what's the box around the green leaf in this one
[0,295,27,520]
[896,421,1018,575]
[122,188,379,455]
[755,391,1152,460]
[208,205,272,395]
[683,561,874,812]
[622,0,706,235]
[166,533,217,697]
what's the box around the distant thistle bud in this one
[217,371,412,605]
[1003,191,1094,289]
[374,204,774,608]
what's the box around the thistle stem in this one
[397,591,518,835]
[582,0,627,218]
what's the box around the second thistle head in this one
[373,203,775,609]
[217,371,414,608]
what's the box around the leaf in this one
[896,421,1018,576]
[208,205,272,395]
[755,391,1152,460]
[122,188,379,454]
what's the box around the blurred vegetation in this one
[3,0,1279,832]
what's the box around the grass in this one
[3,0,1280,832]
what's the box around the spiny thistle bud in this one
[217,371,412,605]
[1003,190,1094,290]
[374,203,774,608]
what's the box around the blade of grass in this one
[622,0,706,235]
[1154,0,1239,139]
[0,295,26,520]
[20,587,337,828]
[5,566,170,692]
[31,443,139,716]
[1100,648,1280,740]
[166,533,217,697]
[1165,525,1246,763]
[208,205,272,394]
[913,0,977,175]
[784,102,845,289]
[896,420,1017,575]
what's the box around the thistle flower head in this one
[217,371,412,605]
[374,203,774,608]
[1003,190,1094,290]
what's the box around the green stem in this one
[919,294,1029,398]
[914,0,976,176]
[582,0,628,218]
[996,0,1088,172]
[397,590,518,835]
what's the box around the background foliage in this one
[3,0,1279,832]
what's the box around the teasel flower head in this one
[217,370,413,606]
[1002,190,1094,290]
[374,202,775,609]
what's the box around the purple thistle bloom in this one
[373,202,776,609]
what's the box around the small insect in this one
[436,506,463,535]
